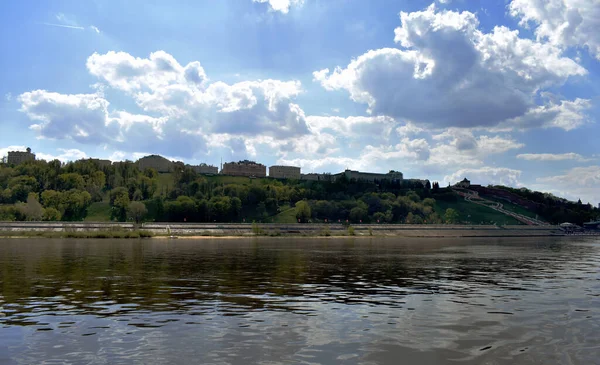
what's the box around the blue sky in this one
[1,0,599,204]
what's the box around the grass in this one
[0,230,154,239]
[435,199,522,225]
[478,195,540,220]
[270,205,298,223]
[84,201,111,222]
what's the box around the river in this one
[0,237,599,364]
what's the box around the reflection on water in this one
[1,237,599,364]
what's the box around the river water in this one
[0,237,599,364]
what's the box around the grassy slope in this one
[478,195,540,219]
[123,173,526,225]
[271,205,298,223]
[435,199,521,225]
[85,201,111,222]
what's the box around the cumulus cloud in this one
[19,51,311,159]
[314,4,587,130]
[19,90,115,144]
[86,51,308,138]
[252,0,304,14]
[517,152,591,162]
[536,166,600,204]
[444,167,522,187]
[0,146,27,160]
[502,98,591,131]
[428,130,524,167]
[509,0,600,60]
[36,148,88,162]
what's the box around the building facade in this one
[269,165,301,179]
[88,158,112,168]
[137,155,174,173]
[188,163,218,175]
[221,160,266,177]
[336,169,403,183]
[7,148,36,165]
[456,178,471,188]
[300,173,333,182]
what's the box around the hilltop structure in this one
[300,173,333,182]
[136,155,174,173]
[269,165,301,180]
[87,158,112,168]
[187,163,218,175]
[334,169,404,183]
[221,160,266,177]
[456,178,471,188]
[7,148,36,165]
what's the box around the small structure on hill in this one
[7,147,36,165]
[456,178,471,188]
[221,160,266,177]
[137,155,174,173]
[187,163,218,175]
[269,165,301,179]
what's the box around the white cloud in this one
[0,145,27,160]
[396,123,425,137]
[18,90,115,144]
[108,151,127,162]
[444,167,522,187]
[252,0,304,14]
[509,0,600,60]
[314,4,587,130]
[517,152,591,162]
[427,131,524,167]
[536,166,600,204]
[502,98,591,131]
[36,148,88,162]
[19,51,312,159]
[86,51,308,138]
[17,89,205,158]
[89,25,100,33]
[4,92,12,101]
[306,115,395,138]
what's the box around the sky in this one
[0,0,599,204]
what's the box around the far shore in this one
[1,220,594,239]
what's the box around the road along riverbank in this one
[0,222,567,238]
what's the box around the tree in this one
[18,193,44,221]
[349,206,368,223]
[110,187,130,222]
[295,200,311,222]
[444,208,460,224]
[43,207,62,221]
[128,201,148,224]
[58,173,85,191]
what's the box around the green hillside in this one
[1,159,597,224]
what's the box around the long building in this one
[300,173,333,182]
[188,163,218,175]
[7,148,36,165]
[335,169,403,183]
[87,158,112,168]
[269,165,301,179]
[221,160,266,177]
[136,155,173,173]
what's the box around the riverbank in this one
[0,222,569,238]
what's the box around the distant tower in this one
[26,147,31,153]
[220,157,223,173]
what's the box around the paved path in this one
[452,188,550,226]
